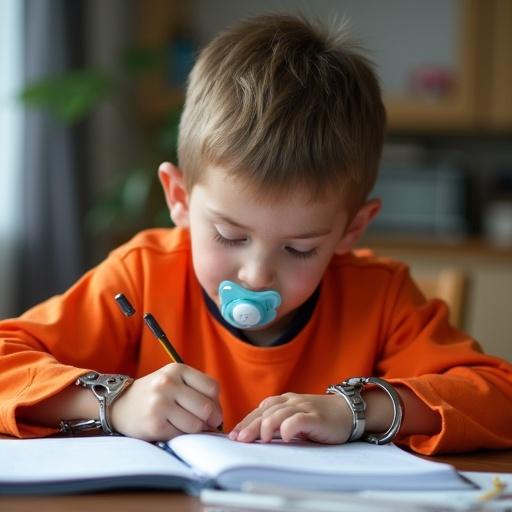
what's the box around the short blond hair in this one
[178,13,386,208]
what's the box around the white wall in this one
[193,0,457,95]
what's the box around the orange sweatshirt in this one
[1,228,511,454]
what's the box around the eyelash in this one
[213,233,318,260]
[214,232,246,247]
[285,246,318,260]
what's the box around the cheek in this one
[191,240,232,297]
[279,261,326,307]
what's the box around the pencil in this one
[143,313,184,364]
[114,293,183,363]
[114,293,223,431]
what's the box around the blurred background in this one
[0,0,511,359]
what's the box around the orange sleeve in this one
[0,252,142,437]
[376,264,512,454]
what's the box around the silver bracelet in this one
[326,377,404,445]
[60,372,133,435]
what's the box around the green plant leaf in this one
[122,46,165,76]
[19,69,113,123]
[154,207,173,227]
[157,107,182,158]
[85,194,124,235]
[121,169,153,215]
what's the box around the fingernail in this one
[228,430,238,440]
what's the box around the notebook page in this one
[1,436,195,482]
[169,433,453,478]
[168,433,471,491]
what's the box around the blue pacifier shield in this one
[218,280,282,329]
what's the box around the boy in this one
[1,14,511,454]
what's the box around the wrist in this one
[60,372,134,435]
[363,387,396,433]
[16,383,99,427]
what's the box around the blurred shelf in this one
[361,234,512,262]
[135,0,190,124]
[384,0,512,134]
[136,87,184,122]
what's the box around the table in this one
[1,449,511,512]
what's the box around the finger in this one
[154,365,223,429]
[174,385,222,426]
[279,412,328,443]
[207,406,224,430]
[259,394,288,409]
[235,416,263,443]
[230,395,295,440]
[260,401,298,418]
[230,406,264,438]
[235,394,291,431]
[260,406,298,442]
[177,366,223,427]
[140,413,183,442]
[148,424,182,442]
[166,401,208,434]
[237,406,299,443]
[180,366,221,400]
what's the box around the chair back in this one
[414,269,467,328]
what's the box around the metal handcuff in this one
[60,372,133,435]
[326,376,404,444]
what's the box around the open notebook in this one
[0,433,472,495]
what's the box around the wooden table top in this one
[423,448,512,473]
[1,448,511,512]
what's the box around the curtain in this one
[19,0,87,312]
[0,0,24,318]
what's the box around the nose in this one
[237,255,275,291]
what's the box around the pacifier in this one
[218,280,282,329]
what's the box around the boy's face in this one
[160,163,380,341]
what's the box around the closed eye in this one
[214,230,318,259]
[214,232,247,247]
[285,246,318,259]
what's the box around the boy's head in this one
[159,14,386,340]
[177,13,386,210]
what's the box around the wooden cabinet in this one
[486,0,512,130]
[385,0,512,133]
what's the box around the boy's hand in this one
[229,393,353,444]
[110,364,223,441]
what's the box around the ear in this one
[158,162,190,228]
[334,198,381,255]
